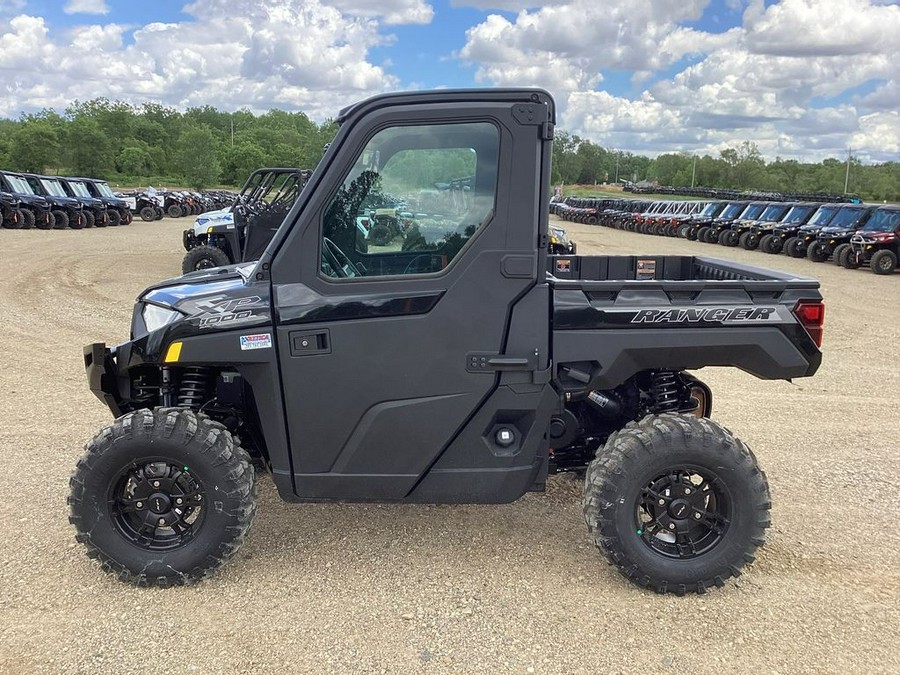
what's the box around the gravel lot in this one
[0,216,898,674]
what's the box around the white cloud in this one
[0,0,421,119]
[460,0,900,161]
[63,0,110,15]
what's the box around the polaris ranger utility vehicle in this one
[78,178,134,226]
[846,206,900,274]
[72,89,825,594]
[58,177,108,227]
[720,202,791,249]
[182,168,312,273]
[23,174,87,229]
[756,203,818,254]
[691,201,749,242]
[0,171,53,229]
[0,183,25,228]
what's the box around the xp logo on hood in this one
[195,296,263,329]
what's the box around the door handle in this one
[466,352,536,373]
[289,329,331,356]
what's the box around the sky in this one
[0,0,897,162]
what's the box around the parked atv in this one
[756,203,818,254]
[22,173,88,229]
[677,201,727,239]
[182,168,312,273]
[118,189,165,221]
[846,206,900,274]
[73,88,825,595]
[0,171,53,229]
[78,178,134,225]
[720,202,791,249]
[696,201,754,243]
[805,205,876,263]
[57,177,109,227]
[781,205,841,258]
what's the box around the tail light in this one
[793,300,825,348]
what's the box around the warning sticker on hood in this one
[240,333,272,350]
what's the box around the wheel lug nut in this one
[684,488,692,495]
[158,518,166,526]
[658,499,665,505]
[694,512,702,520]
[668,523,675,530]
[153,481,160,488]
[176,498,183,505]
[135,502,143,509]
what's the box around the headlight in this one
[142,304,183,332]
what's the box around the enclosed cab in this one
[77,177,133,225]
[57,177,109,227]
[23,174,87,229]
[0,171,53,229]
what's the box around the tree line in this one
[552,132,898,202]
[0,98,338,190]
[0,97,895,201]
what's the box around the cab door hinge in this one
[538,233,550,249]
[541,122,554,140]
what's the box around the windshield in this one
[720,203,745,218]
[700,202,722,216]
[740,204,766,220]
[807,206,837,226]
[828,207,864,228]
[39,178,67,197]
[5,175,35,195]
[781,205,814,223]
[94,181,115,198]
[67,181,91,198]
[759,205,789,222]
[863,209,900,233]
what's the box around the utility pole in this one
[691,155,697,188]
[844,147,851,194]
[614,152,620,183]
[231,119,235,147]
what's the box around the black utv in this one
[805,205,875,263]
[182,168,312,273]
[695,201,753,243]
[0,183,25,228]
[0,171,53,229]
[720,202,792,249]
[72,88,825,595]
[77,177,134,225]
[23,173,87,229]
[57,177,108,227]
[756,203,818,254]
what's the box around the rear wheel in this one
[140,206,156,222]
[168,204,183,218]
[68,408,257,587]
[583,414,770,595]
[121,210,133,225]
[182,244,232,273]
[871,249,897,275]
[107,209,121,226]
[696,227,711,243]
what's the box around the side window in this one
[320,122,499,279]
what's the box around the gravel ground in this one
[0,217,898,675]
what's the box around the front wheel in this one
[833,243,851,266]
[871,249,897,275]
[68,408,257,586]
[806,241,829,262]
[582,414,770,595]
[139,206,156,221]
[182,244,232,273]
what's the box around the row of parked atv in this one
[0,168,236,230]
[115,188,236,222]
[551,196,900,275]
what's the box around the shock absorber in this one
[177,367,212,408]
[649,370,680,413]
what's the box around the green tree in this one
[176,125,220,189]
[9,121,61,172]
[221,141,266,186]
[116,145,154,176]
[66,117,114,176]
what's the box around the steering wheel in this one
[321,237,362,278]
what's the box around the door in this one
[269,98,550,500]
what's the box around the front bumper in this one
[84,342,123,417]
[183,229,198,251]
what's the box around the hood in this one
[133,263,268,340]
[15,193,50,208]
[192,207,235,236]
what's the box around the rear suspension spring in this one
[649,370,680,413]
